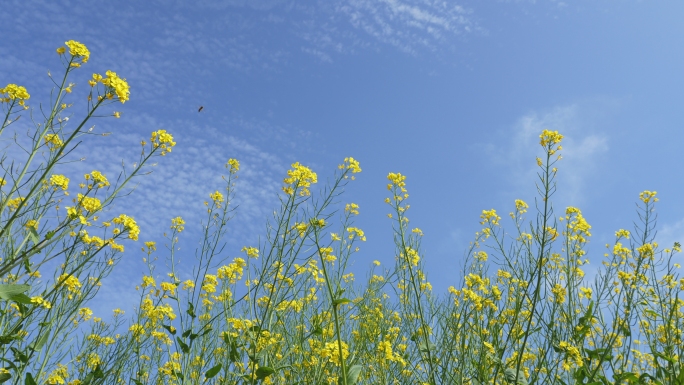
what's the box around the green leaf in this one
[131,379,143,385]
[255,366,275,380]
[228,341,240,363]
[187,302,196,318]
[205,363,222,379]
[0,372,10,383]
[182,329,192,338]
[172,370,184,381]
[0,284,31,303]
[24,373,36,385]
[10,347,28,363]
[162,324,176,335]
[345,365,362,384]
[28,229,40,245]
[45,230,55,240]
[333,298,351,307]
[176,337,190,353]
[29,330,50,351]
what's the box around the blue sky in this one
[2,0,683,315]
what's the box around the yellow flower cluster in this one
[0,83,30,106]
[339,157,362,179]
[218,258,247,284]
[283,162,317,196]
[480,209,501,226]
[346,227,366,241]
[539,129,564,147]
[112,214,140,241]
[86,170,109,188]
[44,133,64,150]
[78,194,102,213]
[227,158,240,174]
[241,246,259,258]
[210,190,224,206]
[50,174,70,191]
[151,129,176,155]
[345,203,360,215]
[57,274,82,293]
[58,40,90,66]
[171,216,185,232]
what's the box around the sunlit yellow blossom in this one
[160,282,176,295]
[78,194,101,212]
[7,197,24,211]
[151,129,176,155]
[44,133,64,150]
[227,158,240,173]
[46,363,69,385]
[210,190,224,206]
[283,162,317,196]
[64,40,90,63]
[340,157,361,174]
[480,209,501,226]
[50,174,70,191]
[31,296,52,309]
[539,129,564,147]
[78,307,94,321]
[101,70,129,103]
[347,227,366,241]
[85,171,109,187]
[113,214,140,240]
[0,84,30,106]
[345,203,360,215]
[639,190,658,203]
[241,246,259,258]
[142,276,156,288]
[57,274,82,293]
[171,216,185,232]
[25,219,39,231]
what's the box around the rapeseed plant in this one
[2,45,682,385]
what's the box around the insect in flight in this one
[198,106,204,113]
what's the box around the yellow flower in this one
[0,84,30,106]
[57,274,82,293]
[46,363,69,385]
[31,296,52,309]
[340,157,362,174]
[639,190,658,203]
[56,47,66,55]
[78,194,101,212]
[44,133,64,150]
[171,216,185,232]
[65,40,90,63]
[86,170,110,187]
[151,129,176,155]
[283,162,317,196]
[210,190,224,206]
[50,174,70,190]
[112,214,140,240]
[539,129,564,147]
[101,70,130,103]
[25,219,39,231]
[345,203,360,215]
[241,246,259,258]
[227,158,240,173]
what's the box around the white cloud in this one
[482,101,612,212]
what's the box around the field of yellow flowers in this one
[0,41,682,385]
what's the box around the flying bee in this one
[198,106,204,113]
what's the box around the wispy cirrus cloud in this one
[481,100,613,211]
